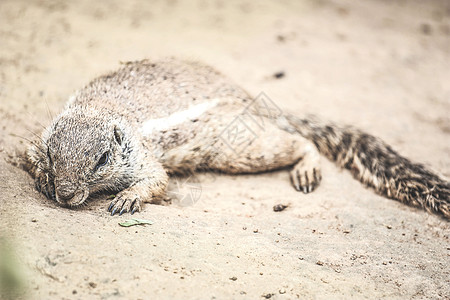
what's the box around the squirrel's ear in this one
[113,126,123,145]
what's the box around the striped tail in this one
[286,114,450,219]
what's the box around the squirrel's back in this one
[68,58,250,125]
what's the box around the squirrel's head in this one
[27,109,135,207]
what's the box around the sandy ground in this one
[0,0,449,299]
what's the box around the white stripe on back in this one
[141,99,219,135]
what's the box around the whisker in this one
[44,98,55,122]
[9,133,46,153]
[23,110,49,133]
[25,128,48,148]
[10,133,34,145]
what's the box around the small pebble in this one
[273,204,288,212]
[273,71,285,79]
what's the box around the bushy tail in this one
[285,114,450,219]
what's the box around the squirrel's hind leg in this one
[202,115,322,193]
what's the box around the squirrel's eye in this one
[96,152,109,170]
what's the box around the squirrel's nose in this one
[55,181,77,201]
[57,190,75,201]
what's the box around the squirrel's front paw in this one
[108,191,142,216]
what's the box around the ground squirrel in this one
[25,58,450,218]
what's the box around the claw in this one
[304,171,309,189]
[44,188,50,199]
[111,207,118,216]
[35,181,42,193]
[108,202,115,212]
[119,207,127,216]
[131,206,137,215]
[290,173,301,191]
[296,171,303,191]
[302,186,308,194]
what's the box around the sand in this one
[0,0,449,299]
